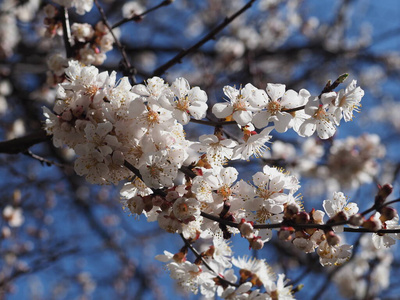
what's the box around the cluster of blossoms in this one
[0,0,41,58]
[333,234,394,299]
[43,61,399,299]
[52,0,93,16]
[212,77,363,140]
[44,4,115,77]
[326,134,386,189]
[156,235,294,299]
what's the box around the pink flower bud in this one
[326,231,340,246]
[248,236,264,250]
[348,214,364,226]
[238,219,254,239]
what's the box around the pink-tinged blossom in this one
[232,126,273,160]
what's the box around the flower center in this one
[313,105,327,120]
[267,100,281,115]
[176,96,190,112]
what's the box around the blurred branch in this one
[61,7,73,58]
[152,0,257,76]
[0,130,50,154]
[0,246,79,288]
[112,0,175,29]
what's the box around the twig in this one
[61,7,73,58]
[0,130,50,154]
[112,0,174,29]
[189,118,237,126]
[94,0,137,84]
[23,149,68,168]
[152,0,257,76]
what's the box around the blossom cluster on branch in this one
[41,59,399,299]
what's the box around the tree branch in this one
[152,0,257,76]
[0,130,50,154]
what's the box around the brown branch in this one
[94,0,137,84]
[0,130,50,154]
[189,118,238,126]
[200,211,400,234]
[152,0,257,77]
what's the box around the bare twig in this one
[94,0,137,84]
[152,0,257,76]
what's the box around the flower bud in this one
[278,227,294,241]
[329,211,347,224]
[380,206,397,222]
[362,215,382,232]
[238,219,254,239]
[293,212,310,224]
[248,236,264,250]
[375,184,393,206]
[326,230,340,246]
[348,213,364,226]
[311,209,325,224]
[284,203,300,219]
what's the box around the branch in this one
[94,0,137,84]
[0,130,50,154]
[152,0,257,76]
[61,7,73,58]
[200,211,400,234]
[112,0,174,29]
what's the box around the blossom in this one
[166,77,208,124]
[139,151,179,189]
[331,80,364,124]
[317,240,352,266]
[371,213,400,249]
[323,191,359,231]
[251,84,310,133]
[232,126,273,160]
[212,83,259,126]
[232,256,274,288]
[264,274,294,300]
[298,93,337,139]
[245,165,299,223]
[195,134,238,166]
[3,205,24,227]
